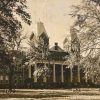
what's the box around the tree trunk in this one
[8,65,14,90]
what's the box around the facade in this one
[0,22,95,88]
[0,74,9,88]
[28,22,94,88]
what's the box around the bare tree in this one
[70,0,100,83]
[6,30,28,90]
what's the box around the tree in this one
[27,33,50,81]
[70,0,100,83]
[0,0,31,89]
[89,0,100,5]
[63,36,71,52]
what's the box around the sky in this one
[25,0,81,48]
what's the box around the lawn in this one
[0,88,100,100]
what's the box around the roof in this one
[63,37,69,44]
[49,43,65,53]
[49,43,69,61]
[50,46,65,52]
[37,22,49,38]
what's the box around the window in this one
[0,75,3,81]
[0,75,3,84]
[5,75,9,81]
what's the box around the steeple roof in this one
[37,22,49,38]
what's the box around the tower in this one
[37,22,49,58]
[70,26,80,64]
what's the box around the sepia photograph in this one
[0,0,100,100]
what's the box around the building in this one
[0,22,95,89]
[28,22,90,88]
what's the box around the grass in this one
[0,89,100,98]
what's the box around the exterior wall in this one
[0,66,29,88]
[0,63,95,88]
[13,66,28,88]
[27,62,88,88]
[0,75,9,88]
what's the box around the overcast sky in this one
[26,0,81,48]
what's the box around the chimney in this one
[55,42,58,50]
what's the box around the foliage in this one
[70,0,100,82]
[0,0,31,89]
[89,0,100,5]
[28,33,50,79]
[0,0,31,65]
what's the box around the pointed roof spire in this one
[37,21,48,38]
[70,26,80,63]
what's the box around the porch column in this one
[92,75,94,83]
[70,68,73,83]
[85,68,88,83]
[43,77,47,83]
[61,64,64,82]
[78,66,80,83]
[53,63,56,82]
[43,63,47,83]
[34,63,37,82]
[29,66,31,78]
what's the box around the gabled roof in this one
[63,37,69,44]
[50,46,64,52]
[49,43,65,52]
[49,43,69,61]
